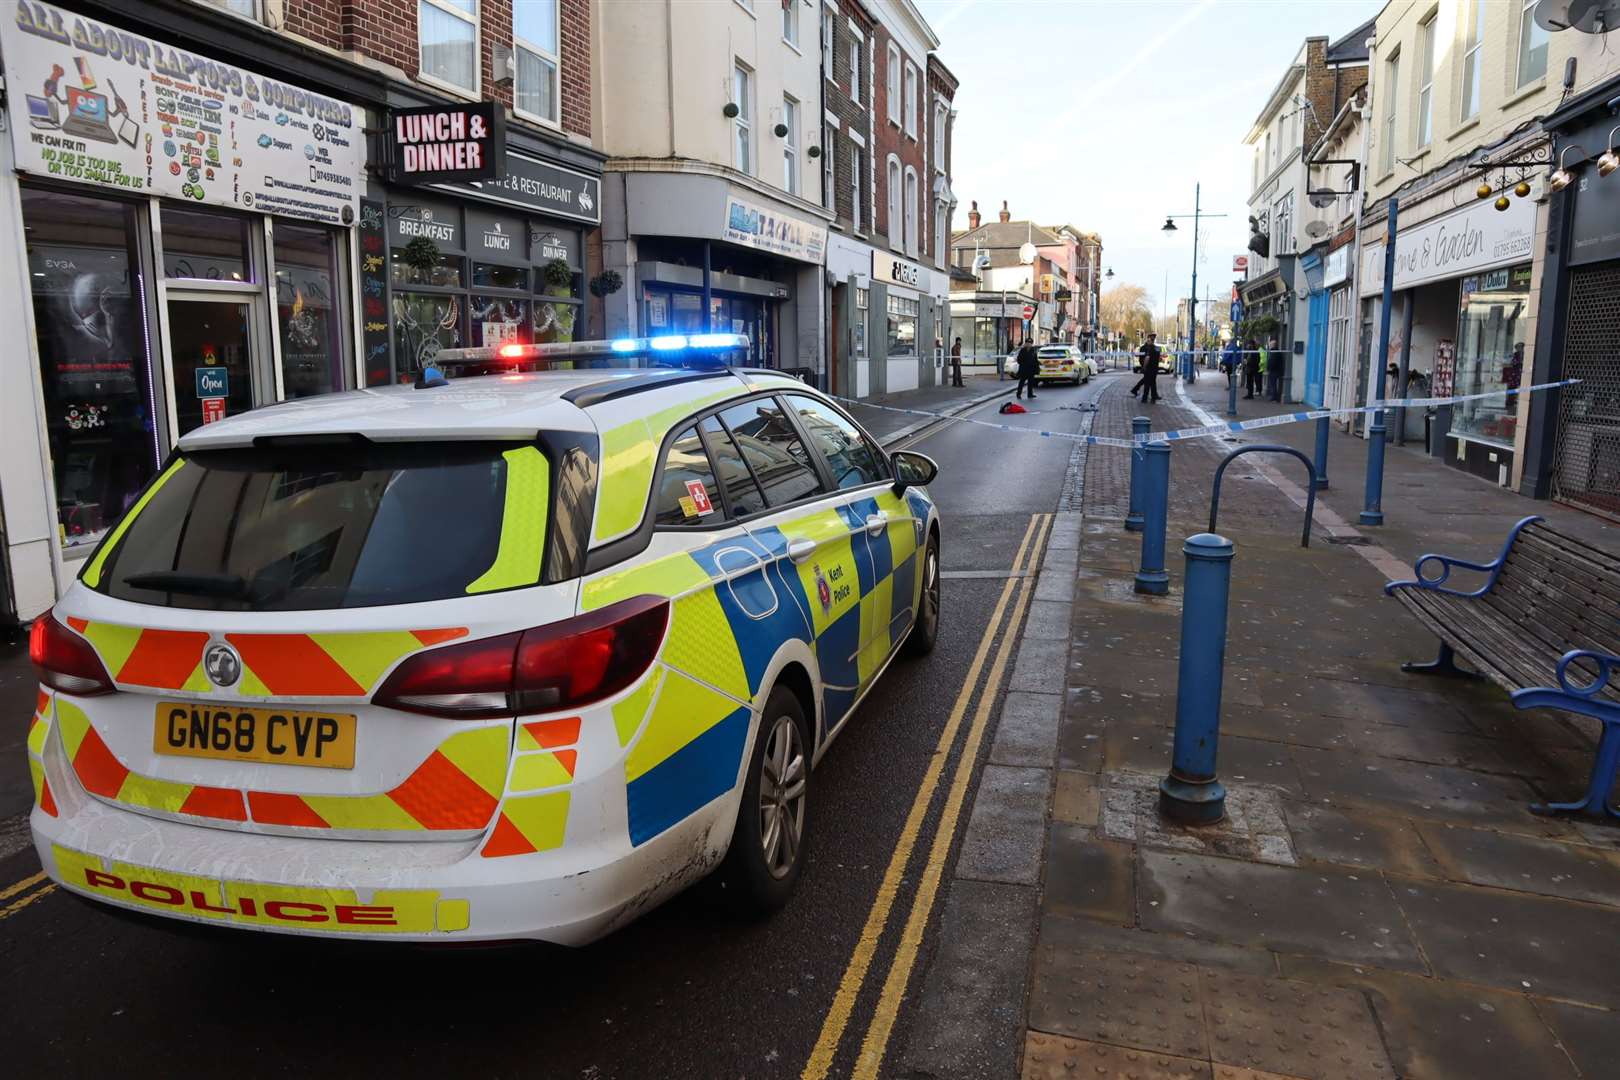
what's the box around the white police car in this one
[26,335,942,944]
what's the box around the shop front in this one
[0,0,371,623]
[949,292,1030,373]
[602,171,831,377]
[360,137,600,386]
[1321,240,1356,417]
[1523,76,1620,519]
[1359,193,1539,485]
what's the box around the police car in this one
[25,334,942,945]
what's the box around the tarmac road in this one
[0,374,1111,1079]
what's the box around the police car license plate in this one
[154,703,357,769]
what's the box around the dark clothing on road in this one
[1131,343,1162,403]
[1015,343,1039,399]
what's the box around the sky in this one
[918,0,1382,320]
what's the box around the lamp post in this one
[1163,184,1227,378]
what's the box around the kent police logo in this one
[814,565,832,616]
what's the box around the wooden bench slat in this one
[1482,577,1620,660]
[1529,523,1620,573]
[1419,592,1560,687]
[1501,546,1620,609]
[1391,589,1527,694]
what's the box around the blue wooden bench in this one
[1385,515,1620,819]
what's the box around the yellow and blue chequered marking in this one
[587,492,931,848]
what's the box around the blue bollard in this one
[1227,366,1239,417]
[1313,415,1330,490]
[1362,196,1398,527]
[1159,532,1234,825]
[1125,416,1150,532]
[1134,442,1171,595]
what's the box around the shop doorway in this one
[165,295,258,437]
[1551,262,1620,520]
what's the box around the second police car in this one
[26,335,942,944]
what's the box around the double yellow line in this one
[804,512,1052,1080]
[0,870,55,921]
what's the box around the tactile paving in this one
[1023,1032,1211,1080]
[1199,969,1395,1080]
[1028,947,1208,1058]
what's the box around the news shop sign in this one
[389,102,504,185]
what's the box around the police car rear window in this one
[89,443,548,610]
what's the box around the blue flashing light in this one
[649,335,688,351]
[688,333,739,349]
[610,338,639,353]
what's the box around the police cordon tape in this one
[838,378,1581,450]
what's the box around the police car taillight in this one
[373,596,670,719]
[30,611,116,696]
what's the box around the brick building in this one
[0,0,602,624]
[822,0,955,399]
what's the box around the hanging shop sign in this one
[722,196,827,264]
[437,151,601,225]
[872,251,925,289]
[388,102,503,185]
[1323,246,1349,288]
[1569,170,1620,268]
[1,0,361,226]
[1360,196,1535,296]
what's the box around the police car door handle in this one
[865,512,888,536]
[787,538,818,564]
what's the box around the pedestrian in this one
[1014,338,1040,399]
[1131,332,1162,404]
[950,336,965,388]
[1220,338,1240,389]
[1266,337,1283,401]
[1243,340,1262,399]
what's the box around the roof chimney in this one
[998,200,1010,223]
[967,200,980,230]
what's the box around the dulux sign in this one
[1360,196,1535,296]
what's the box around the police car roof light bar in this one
[425,334,751,377]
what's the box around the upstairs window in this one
[514,0,560,126]
[419,0,478,94]
[733,63,753,174]
[1417,16,1436,147]
[783,95,800,196]
[783,0,799,48]
[850,38,862,103]
[933,103,947,170]
[822,8,835,79]
[1460,0,1486,121]
[1518,0,1549,88]
[1381,49,1400,175]
[886,44,901,124]
[904,63,918,137]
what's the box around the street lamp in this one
[1162,184,1227,362]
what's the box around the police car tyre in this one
[720,684,811,914]
[903,533,941,657]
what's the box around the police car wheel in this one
[903,534,940,657]
[720,685,811,914]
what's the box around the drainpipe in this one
[1349,35,1376,438]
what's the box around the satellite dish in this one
[1304,220,1331,240]
[1536,0,1620,32]
[1308,188,1338,209]
[1018,242,1037,265]
[972,253,991,271]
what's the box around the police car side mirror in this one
[891,451,938,493]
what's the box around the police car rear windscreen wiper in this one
[121,571,250,599]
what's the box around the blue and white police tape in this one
[837,378,1580,450]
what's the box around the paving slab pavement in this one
[1010,374,1620,1078]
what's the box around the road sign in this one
[1232,255,1249,273]
[1021,304,1036,320]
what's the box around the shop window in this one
[515,0,560,126]
[1453,266,1532,447]
[1518,0,1549,88]
[21,187,158,552]
[472,295,531,348]
[393,293,464,376]
[886,294,918,357]
[854,287,869,356]
[535,254,582,344]
[274,223,345,399]
[419,0,478,94]
[391,249,465,289]
[474,263,529,291]
[162,207,251,282]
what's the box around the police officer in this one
[1014,338,1040,399]
[1131,332,1162,404]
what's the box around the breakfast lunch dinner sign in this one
[2,0,362,226]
